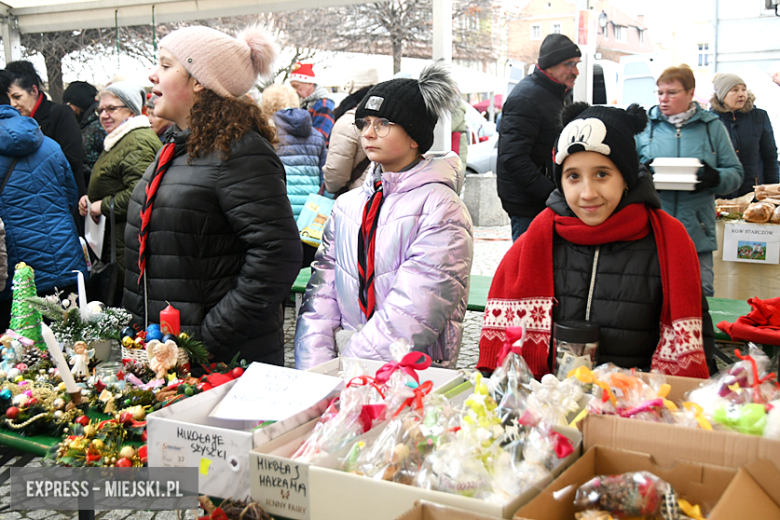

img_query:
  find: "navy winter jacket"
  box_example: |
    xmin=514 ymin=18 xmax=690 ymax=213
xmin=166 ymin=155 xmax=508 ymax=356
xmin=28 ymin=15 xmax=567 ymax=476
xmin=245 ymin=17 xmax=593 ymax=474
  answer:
xmin=0 ymin=105 xmax=87 ymax=299
xmin=273 ymin=108 xmax=327 ymax=219
xmin=710 ymin=93 xmax=779 ymax=197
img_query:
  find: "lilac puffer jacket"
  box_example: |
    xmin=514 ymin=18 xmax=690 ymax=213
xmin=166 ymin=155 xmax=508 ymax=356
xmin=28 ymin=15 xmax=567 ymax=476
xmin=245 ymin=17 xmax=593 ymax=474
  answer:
xmin=294 ymin=152 xmax=474 ymax=369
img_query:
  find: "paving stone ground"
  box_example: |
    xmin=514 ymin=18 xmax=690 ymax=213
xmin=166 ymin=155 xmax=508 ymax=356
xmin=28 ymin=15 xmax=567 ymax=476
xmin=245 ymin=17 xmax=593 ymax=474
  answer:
xmin=0 ymin=224 xmax=743 ymax=518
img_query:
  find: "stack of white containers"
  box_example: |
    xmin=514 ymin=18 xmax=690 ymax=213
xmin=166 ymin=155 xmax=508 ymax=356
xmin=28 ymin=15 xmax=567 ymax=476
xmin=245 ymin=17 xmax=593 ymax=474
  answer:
xmin=651 ymin=157 xmax=702 ymax=190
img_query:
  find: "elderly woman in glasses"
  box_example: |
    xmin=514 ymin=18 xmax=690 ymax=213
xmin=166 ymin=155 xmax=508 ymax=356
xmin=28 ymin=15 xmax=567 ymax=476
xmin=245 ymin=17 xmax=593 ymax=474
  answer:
xmin=78 ymin=81 xmax=161 ymax=305
xmin=636 ymin=64 xmax=743 ymax=297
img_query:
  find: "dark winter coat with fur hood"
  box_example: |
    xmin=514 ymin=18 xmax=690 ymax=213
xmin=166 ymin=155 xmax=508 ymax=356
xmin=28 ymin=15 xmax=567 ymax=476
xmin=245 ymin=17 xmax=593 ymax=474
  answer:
xmin=710 ymin=92 xmax=779 ymax=197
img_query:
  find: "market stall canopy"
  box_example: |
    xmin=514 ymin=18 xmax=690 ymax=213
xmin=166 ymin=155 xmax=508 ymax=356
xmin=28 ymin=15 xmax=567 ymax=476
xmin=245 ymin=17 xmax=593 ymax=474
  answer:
xmin=0 ymin=0 xmax=368 ymax=33
xmin=472 ymin=94 xmax=503 ymax=113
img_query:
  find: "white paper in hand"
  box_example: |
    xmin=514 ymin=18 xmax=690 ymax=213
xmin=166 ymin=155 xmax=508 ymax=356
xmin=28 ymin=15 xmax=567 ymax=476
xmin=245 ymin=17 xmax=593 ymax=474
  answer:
xmin=84 ymin=197 xmax=106 ymax=260
xmin=210 ymin=362 xmax=342 ymax=421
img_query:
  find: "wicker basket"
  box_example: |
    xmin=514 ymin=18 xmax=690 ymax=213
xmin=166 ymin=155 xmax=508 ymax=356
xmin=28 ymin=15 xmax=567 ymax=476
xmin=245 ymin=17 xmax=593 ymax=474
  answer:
xmin=121 ymin=345 xmax=190 ymax=367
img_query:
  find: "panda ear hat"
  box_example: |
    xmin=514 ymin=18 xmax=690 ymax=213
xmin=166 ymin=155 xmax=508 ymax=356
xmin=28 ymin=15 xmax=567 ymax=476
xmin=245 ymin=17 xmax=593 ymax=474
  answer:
xmin=553 ymin=103 xmax=648 ymax=190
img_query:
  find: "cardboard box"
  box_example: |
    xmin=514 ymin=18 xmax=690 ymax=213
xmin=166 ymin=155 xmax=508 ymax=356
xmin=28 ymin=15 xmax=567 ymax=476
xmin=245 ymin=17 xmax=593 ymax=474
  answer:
xmin=393 ymin=500 xmax=503 ymax=520
xmin=147 ymin=378 xmax=333 ymax=500
xmin=249 ymin=419 xmax=582 ymax=520
xmin=515 ymin=446 xmax=780 ymax=520
xmin=581 ymin=374 xmax=780 ymax=471
xmin=709 ymin=459 xmax=780 ymax=520
xmin=514 ymin=446 xmax=736 ymax=520
xmin=307 ymin=356 xmax=466 ymax=395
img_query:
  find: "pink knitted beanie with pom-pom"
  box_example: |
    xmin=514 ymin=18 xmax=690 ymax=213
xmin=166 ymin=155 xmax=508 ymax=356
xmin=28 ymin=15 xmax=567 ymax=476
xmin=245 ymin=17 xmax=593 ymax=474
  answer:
xmin=160 ymin=24 xmax=278 ymax=98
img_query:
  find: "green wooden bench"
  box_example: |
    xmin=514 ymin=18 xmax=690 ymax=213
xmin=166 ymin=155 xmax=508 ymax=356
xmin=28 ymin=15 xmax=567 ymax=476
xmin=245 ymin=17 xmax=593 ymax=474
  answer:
xmin=291 ymin=269 xmax=752 ymax=344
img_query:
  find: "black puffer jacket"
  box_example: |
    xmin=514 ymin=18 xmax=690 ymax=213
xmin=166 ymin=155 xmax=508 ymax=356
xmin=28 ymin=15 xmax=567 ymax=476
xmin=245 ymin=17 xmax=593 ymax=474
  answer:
xmin=547 ymin=172 xmax=716 ymax=373
xmin=710 ymin=93 xmax=779 ymax=197
xmin=123 ymin=128 xmax=303 ymax=365
xmin=497 ymin=68 xmax=570 ymax=218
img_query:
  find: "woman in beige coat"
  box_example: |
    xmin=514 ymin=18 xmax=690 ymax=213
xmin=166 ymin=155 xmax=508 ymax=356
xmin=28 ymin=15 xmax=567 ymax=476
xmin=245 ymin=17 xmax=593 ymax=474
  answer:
xmin=322 ymin=85 xmax=373 ymax=195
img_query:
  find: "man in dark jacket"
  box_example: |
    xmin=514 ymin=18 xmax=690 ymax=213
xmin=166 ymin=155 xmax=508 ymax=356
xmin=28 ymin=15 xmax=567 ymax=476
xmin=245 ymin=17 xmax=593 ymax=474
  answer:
xmin=497 ymin=34 xmax=581 ymax=240
xmin=63 ymin=81 xmax=106 ymax=187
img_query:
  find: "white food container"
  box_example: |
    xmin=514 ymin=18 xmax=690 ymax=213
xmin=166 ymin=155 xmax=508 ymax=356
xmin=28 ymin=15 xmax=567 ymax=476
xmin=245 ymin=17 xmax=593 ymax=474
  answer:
xmin=651 ymin=158 xmax=702 ymax=191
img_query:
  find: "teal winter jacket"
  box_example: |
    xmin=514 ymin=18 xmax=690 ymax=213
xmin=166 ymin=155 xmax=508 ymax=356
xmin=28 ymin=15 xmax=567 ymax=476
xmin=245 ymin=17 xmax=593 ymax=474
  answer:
xmin=635 ymin=103 xmax=743 ymax=253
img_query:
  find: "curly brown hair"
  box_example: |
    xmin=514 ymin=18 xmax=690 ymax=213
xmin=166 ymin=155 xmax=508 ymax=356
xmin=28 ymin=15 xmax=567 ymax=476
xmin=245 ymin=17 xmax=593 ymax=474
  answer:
xmin=188 ymin=89 xmax=277 ymax=160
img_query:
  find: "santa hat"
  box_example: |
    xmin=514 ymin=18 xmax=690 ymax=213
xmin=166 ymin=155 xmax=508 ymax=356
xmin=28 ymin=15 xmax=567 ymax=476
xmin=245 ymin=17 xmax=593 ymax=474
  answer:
xmin=289 ymin=62 xmax=316 ymax=84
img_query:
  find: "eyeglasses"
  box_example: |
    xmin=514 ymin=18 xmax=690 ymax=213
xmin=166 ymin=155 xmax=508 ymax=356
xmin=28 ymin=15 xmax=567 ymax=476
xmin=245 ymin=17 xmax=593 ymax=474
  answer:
xmin=655 ymin=89 xmax=684 ymax=99
xmin=96 ymin=105 xmax=127 ymax=116
xmin=354 ymin=117 xmax=396 ymax=137
xmin=560 ymin=60 xmax=580 ymax=69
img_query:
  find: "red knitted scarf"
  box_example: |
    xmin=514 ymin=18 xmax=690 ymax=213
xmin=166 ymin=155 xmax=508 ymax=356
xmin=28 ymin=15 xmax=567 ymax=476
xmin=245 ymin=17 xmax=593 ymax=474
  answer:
xmin=477 ymin=204 xmax=709 ymax=379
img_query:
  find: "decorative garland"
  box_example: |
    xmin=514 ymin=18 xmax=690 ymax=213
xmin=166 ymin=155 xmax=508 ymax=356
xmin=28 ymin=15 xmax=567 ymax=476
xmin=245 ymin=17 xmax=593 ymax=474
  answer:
xmin=24 ymin=296 xmax=131 ymax=345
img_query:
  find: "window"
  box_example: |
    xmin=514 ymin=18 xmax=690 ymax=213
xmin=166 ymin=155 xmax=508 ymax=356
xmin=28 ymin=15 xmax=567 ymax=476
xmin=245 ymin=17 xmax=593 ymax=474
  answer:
xmin=531 ymin=24 xmax=542 ymax=40
xmin=638 ymin=29 xmax=644 ymax=45
xmin=614 ymin=25 xmax=626 ymax=43
xmin=698 ymin=43 xmax=709 ymax=66
xmin=552 ymin=23 xmax=561 ymax=34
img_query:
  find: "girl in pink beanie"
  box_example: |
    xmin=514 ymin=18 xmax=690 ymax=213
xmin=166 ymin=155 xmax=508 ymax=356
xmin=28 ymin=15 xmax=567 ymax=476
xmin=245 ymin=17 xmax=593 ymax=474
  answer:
xmin=122 ymin=25 xmax=303 ymax=368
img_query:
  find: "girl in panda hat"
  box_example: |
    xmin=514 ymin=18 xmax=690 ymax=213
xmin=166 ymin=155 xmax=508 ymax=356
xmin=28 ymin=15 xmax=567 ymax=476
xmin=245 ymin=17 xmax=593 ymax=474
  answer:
xmin=478 ymin=103 xmax=715 ymax=379
xmin=295 ymin=61 xmax=474 ymax=369
xmin=122 ymin=25 xmax=303 ymax=366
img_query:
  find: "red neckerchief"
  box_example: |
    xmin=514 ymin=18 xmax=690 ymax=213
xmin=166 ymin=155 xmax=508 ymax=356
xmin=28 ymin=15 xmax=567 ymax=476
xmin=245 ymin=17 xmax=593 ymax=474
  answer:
xmin=478 ymin=204 xmax=709 ymax=378
xmin=138 ymin=143 xmax=176 ymax=283
xmin=357 ymin=175 xmax=384 ymax=318
xmin=29 ymin=93 xmax=44 ymax=118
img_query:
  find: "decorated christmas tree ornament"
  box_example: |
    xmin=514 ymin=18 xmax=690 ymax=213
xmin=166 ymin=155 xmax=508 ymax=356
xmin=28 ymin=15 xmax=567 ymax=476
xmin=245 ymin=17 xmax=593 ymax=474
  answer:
xmin=116 ymin=457 xmax=132 ymax=468
xmin=146 ymin=324 xmax=163 ymax=342
xmin=0 ymin=388 xmax=11 ymax=400
xmin=121 ymin=327 xmax=136 ymax=339
xmin=119 ymin=446 xmax=136 ymax=459
xmin=122 ymin=337 xmax=135 ymax=348
xmin=9 ymin=263 xmax=45 ymax=348
xmin=6 ymin=406 xmax=19 ymax=419
xmin=161 ymin=334 xmax=178 ymax=345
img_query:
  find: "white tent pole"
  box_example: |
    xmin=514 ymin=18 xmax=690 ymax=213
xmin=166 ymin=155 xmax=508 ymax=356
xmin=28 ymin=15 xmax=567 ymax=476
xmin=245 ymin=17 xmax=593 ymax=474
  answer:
xmin=431 ymin=0 xmax=452 ymax=153
xmin=1 ymin=16 xmax=21 ymax=64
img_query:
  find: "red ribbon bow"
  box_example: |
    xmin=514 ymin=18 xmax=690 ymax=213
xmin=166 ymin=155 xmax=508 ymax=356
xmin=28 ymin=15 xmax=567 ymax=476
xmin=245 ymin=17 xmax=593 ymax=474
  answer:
xmin=550 ymin=431 xmax=574 ymax=459
xmin=347 ymin=375 xmax=386 ymax=399
xmin=393 ymin=380 xmax=434 ymax=417
xmin=356 ymin=403 xmax=386 ymax=433
xmin=375 ymin=352 xmax=432 ymax=384
xmin=497 ymin=325 xmax=526 ymax=366
xmin=734 ymin=349 xmax=778 ymax=404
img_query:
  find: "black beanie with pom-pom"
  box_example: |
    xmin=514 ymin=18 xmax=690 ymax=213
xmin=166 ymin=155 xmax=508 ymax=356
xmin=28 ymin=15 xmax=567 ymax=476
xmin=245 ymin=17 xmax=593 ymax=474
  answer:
xmin=553 ymin=102 xmax=648 ymax=189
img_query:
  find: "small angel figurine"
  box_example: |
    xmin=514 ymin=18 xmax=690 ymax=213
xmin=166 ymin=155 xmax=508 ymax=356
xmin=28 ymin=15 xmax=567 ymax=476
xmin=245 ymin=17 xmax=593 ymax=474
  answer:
xmin=68 ymin=341 xmax=94 ymax=379
xmin=146 ymin=339 xmax=178 ymax=380
xmin=0 ymin=335 xmax=15 ymax=372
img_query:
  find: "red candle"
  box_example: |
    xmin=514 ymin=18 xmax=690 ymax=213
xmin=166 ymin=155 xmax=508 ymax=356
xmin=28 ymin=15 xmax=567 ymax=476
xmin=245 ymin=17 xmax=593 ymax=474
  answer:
xmin=160 ymin=302 xmax=181 ymax=336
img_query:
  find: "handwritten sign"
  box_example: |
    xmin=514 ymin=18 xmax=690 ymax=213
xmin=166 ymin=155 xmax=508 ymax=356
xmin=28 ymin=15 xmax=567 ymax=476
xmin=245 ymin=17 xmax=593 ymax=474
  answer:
xmin=723 ymin=222 xmax=780 ymax=264
xmin=211 ymin=362 xmax=341 ymax=421
xmin=252 ymin=454 xmax=310 ymax=520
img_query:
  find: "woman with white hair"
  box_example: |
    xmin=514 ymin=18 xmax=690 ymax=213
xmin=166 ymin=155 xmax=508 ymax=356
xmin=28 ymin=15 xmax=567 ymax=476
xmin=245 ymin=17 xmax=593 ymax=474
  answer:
xmin=79 ymin=81 xmax=161 ymax=305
